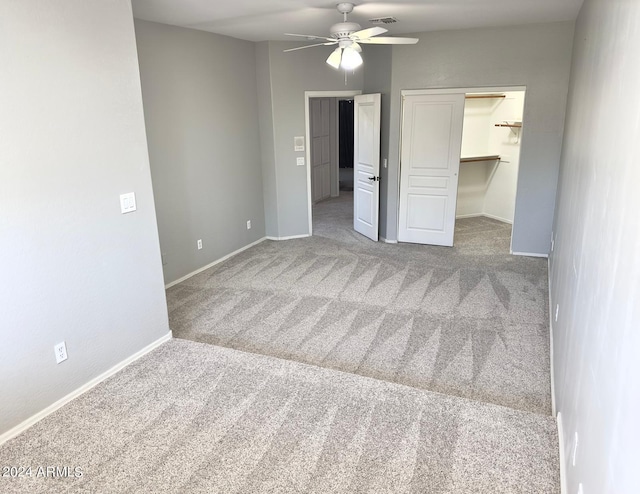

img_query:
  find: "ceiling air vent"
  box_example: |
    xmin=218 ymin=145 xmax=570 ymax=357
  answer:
xmin=369 ymin=17 xmax=398 ymax=24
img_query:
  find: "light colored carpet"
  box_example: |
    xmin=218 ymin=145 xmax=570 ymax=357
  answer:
xmin=169 ymin=194 xmax=551 ymax=415
xmin=0 ymin=339 xmax=559 ymax=494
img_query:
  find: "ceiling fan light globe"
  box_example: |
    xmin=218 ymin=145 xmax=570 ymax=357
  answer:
xmin=326 ymin=47 xmax=342 ymax=69
xmin=340 ymin=47 xmax=363 ymax=70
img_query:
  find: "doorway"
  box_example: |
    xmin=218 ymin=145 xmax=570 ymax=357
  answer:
xmin=309 ymin=97 xmax=356 ymax=203
xmin=304 ymin=90 xmax=361 ymax=237
xmin=397 ymin=86 xmax=526 ymax=253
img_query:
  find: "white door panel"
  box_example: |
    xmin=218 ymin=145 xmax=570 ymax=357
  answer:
xmin=398 ymin=93 xmax=465 ymax=246
xmin=353 ymin=94 xmax=381 ymax=241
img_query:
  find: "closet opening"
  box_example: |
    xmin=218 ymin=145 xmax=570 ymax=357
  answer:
xmin=456 ymin=90 xmax=526 ymax=253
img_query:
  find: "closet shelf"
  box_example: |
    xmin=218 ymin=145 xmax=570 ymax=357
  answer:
xmin=460 ymin=155 xmax=501 ymax=163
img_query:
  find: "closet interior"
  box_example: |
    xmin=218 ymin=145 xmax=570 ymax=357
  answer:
xmin=457 ymin=90 xmax=526 ymax=225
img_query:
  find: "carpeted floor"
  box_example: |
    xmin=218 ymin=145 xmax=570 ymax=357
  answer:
xmin=0 ymin=194 xmax=558 ymax=493
xmin=0 ymin=339 xmax=559 ymax=494
xmin=169 ymin=193 xmax=551 ymax=415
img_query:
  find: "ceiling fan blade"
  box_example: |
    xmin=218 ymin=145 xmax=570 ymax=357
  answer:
xmin=351 ymin=26 xmax=387 ymax=40
xmin=326 ymin=47 xmax=342 ymax=69
xmin=283 ymin=41 xmax=337 ymax=53
xmin=284 ymin=33 xmax=336 ymax=42
xmin=358 ymin=36 xmax=419 ymax=45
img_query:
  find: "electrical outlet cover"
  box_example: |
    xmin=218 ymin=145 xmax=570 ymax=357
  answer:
xmin=54 ymin=342 xmax=68 ymax=364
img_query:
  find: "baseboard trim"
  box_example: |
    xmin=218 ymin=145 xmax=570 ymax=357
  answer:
xmin=557 ymin=411 xmax=568 ymax=494
xmin=455 ymin=212 xmax=512 ymax=224
xmin=549 ymin=261 xmax=564 ymax=493
xmin=548 ymin=259 xmax=557 ymax=416
xmin=512 ymin=251 xmax=549 ymax=258
xmin=379 ymin=236 xmax=398 ymax=244
xmin=482 ymin=212 xmax=513 ymax=224
xmin=456 ymin=213 xmax=483 ymax=219
xmin=165 ymin=237 xmax=267 ymax=289
xmin=0 ymin=331 xmax=173 ymax=446
xmin=266 ymin=234 xmax=310 ymax=241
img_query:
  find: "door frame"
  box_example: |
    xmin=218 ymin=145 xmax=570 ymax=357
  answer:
xmin=305 ymin=90 xmax=361 ymax=236
xmin=398 ymin=85 xmax=527 ymax=249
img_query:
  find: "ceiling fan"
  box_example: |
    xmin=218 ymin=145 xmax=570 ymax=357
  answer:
xmin=284 ymin=2 xmax=418 ymax=70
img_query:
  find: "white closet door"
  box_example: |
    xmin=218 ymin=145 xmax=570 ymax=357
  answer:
xmin=398 ymin=93 xmax=465 ymax=246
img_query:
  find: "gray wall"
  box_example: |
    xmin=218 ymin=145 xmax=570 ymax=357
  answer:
xmin=135 ymin=20 xmax=265 ymax=284
xmin=255 ymin=42 xmax=279 ymax=236
xmin=550 ymin=0 xmax=640 ymax=491
xmin=257 ymin=42 xmax=364 ymax=238
xmin=386 ymin=22 xmax=575 ymax=253
xmin=0 ymin=0 xmax=170 ymax=436
xmin=363 ymin=46 xmax=393 ymax=239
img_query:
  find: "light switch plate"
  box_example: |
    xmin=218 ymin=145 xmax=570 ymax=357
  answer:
xmin=120 ymin=192 xmax=136 ymax=214
xmin=296 ymin=157 xmax=305 ymax=166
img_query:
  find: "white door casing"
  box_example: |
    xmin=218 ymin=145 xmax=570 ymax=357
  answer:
xmin=398 ymin=93 xmax=465 ymax=246
xmin=353 ymin=93 xmax=381 ymax=241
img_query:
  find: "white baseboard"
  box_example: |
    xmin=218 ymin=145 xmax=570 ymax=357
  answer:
xmin=0 ymin=331 xmax=173 ymax=446
xmin=549 ymin=261 xmax=564 ymax=493
xmin=165 ymin=237 xmax=267 ymax=289
xmin=456 ymin=212 xmax=512 ymax=224
xmin=482 ymin=212 xmax=513 ymax=224
xmin=456 ymin=213 xmax=483 ymax=219
xmin=557 ymin=411 xmax=567 ymax=494
xmin=266 ymin=234 xmax=310 ymax=241
xmin=379 ymin=236 xmax=398 ymax=244
xmin=548 ymin=259 xmax=557 ymax=416
xmin=512 ymin=251 xmax=549 ymax=258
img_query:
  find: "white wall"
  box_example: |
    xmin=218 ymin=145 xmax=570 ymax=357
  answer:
xmin=0 ymin=0 xmax=170 ymax=436
xmin=387 ymin=22 xmax=575 ymax=254
xmin=135 ymin=20 xmax=265 ymax=285
xmin=550 ymin=0 xmax=640 ymax=492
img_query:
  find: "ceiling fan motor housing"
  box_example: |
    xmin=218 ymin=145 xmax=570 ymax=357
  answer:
xmin=330 ymin=21 xmax=361 ymax=39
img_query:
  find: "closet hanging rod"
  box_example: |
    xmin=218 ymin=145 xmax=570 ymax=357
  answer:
xmin=495 ymin=123 xmax=522 ymax=128
xmin=465 ymin=94 xmax=506 ymax=99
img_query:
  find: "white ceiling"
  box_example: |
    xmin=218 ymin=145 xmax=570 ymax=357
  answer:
xmin=132 ymin=0 xmax=584 ymax=42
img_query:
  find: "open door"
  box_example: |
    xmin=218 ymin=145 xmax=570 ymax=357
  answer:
xmin=398 ymin=93 xmax=465 ymax=246
xmin=353 ymin=93 xmax=381 ymax=241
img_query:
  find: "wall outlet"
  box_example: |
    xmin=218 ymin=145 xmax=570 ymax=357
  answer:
xmin=197 ymin=239 xmax=203 ymax=250
xmin=161 ymin=252 xmax=168 ymax=266
xmin=551 ymin=233 xmax=555 ymax=252
xmin=555 ymin=304 xmax=559 ymax=322
xmin=246 ymin=220 xmax=251 ymax=230
xmin=54 ymin=342 xmax=68 ymax=364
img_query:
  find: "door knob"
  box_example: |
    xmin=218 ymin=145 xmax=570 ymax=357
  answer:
xmin=368 ymin=176 xmax=381 ymax=182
